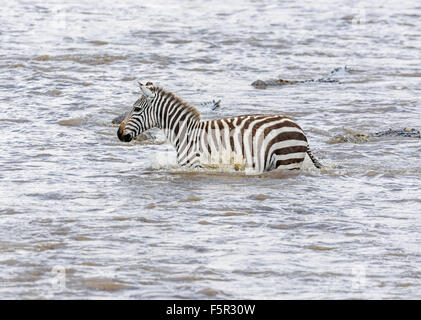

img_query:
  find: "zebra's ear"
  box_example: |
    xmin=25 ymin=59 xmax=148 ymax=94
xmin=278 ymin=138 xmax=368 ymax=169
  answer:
xmin=138 ymin=82 xmax=154 ymax=99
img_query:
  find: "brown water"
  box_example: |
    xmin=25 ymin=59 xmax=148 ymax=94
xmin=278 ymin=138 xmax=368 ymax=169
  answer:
xmin=0 ymin=0 xmax=420 ymax=299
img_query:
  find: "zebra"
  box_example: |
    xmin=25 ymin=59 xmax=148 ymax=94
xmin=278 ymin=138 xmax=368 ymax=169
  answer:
xmin=117 ymin=82 xmax=322 ymax=173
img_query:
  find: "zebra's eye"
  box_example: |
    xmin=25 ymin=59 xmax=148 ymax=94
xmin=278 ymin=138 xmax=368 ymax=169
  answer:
xmin=133 ymin=107 xmax=141 ymax=112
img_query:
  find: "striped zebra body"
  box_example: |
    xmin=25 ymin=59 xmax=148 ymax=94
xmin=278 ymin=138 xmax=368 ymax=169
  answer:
xmin=117 ymin=82 xmax=321 ymax=173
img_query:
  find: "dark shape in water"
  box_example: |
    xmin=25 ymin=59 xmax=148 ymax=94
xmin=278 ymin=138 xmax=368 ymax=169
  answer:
xmin=111 ymin=112 xmax=129 ymax=125
xmin=372 ymin=128 xmax=420 ymax=138
xmin=200 ymin=99 xmax=221 ymax=111
xmin=252 ymin=77 xmax=338 ymax=89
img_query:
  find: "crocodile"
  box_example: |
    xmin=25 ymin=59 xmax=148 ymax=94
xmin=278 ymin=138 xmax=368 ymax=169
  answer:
xmin=112 ymin=77 xmax=418 ymax=145
xmin=112 ymin=99 xmax=221 ymax=142
xmin=251 ymin=66 xmax=350 ymax=89
xmin=328 ymin=127 xmax=420 ymax=144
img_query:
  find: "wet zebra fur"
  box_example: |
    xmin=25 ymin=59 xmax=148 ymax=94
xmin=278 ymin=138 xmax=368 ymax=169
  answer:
xmin=117 ymin=82 xmax=322 ymax=173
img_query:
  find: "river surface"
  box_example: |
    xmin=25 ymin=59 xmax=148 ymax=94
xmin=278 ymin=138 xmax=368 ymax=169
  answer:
xmin=0 ymin=0 xmax=420 ymax=299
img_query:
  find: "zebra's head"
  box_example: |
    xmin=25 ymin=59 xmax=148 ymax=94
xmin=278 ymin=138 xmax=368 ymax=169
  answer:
xmin=117 ymin=82 xmax=157 ymax=142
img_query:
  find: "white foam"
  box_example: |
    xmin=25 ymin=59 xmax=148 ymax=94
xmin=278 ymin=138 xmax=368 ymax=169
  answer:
xmin=148 ymin=147 xmax=178 ymax=170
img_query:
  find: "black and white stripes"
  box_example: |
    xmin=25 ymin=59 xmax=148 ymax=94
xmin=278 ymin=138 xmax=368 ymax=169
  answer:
xmin=117 ymin=82 xmax=322 ymax=173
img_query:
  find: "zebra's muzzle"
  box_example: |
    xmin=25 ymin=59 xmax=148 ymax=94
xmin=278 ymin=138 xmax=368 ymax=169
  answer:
xmin=117 ymin=127 xmax=133 ymax=142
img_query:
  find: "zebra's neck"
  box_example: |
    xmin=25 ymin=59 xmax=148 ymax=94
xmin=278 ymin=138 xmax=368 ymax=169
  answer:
xmin=153 ymin=88 xmax=201 ymax=150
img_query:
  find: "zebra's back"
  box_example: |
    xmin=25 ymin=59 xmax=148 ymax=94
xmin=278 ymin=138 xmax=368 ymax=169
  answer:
xmin=196 ymin=114 xmax=309 ymax=173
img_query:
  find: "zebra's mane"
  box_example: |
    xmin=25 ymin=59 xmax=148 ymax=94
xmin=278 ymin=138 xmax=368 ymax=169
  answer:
xmin=155 ymin=87 xmax=201 ymax=121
